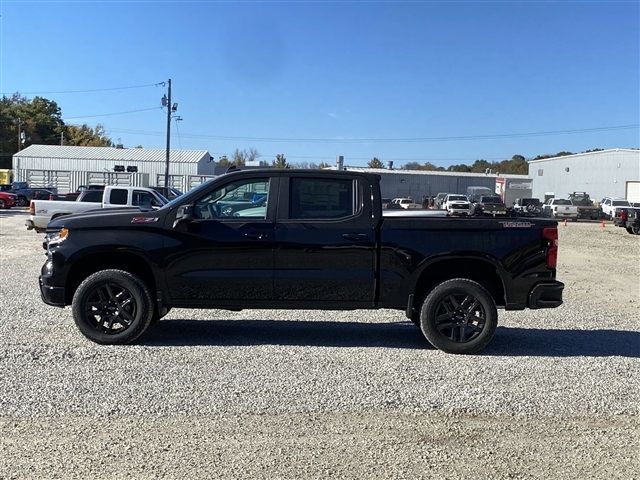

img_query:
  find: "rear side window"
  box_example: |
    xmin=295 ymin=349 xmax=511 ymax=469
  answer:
xmin=290 ymin=178 xmax=354 ymax=219
xmin=80 ymin=190 xmax=103 ymax=202
xmin=109 ymin=189 xmax=128 ymax=205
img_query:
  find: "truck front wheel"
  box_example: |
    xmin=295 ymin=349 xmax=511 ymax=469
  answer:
xmin=71 ymin=269 xmax=154 ymax=344
xmin=419 ymin=279 xmax=497 ymax=354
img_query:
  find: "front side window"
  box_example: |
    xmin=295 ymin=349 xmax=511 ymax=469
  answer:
xmin=109 ymin=189 xmax=128 ymax=205
xmin=290 ymin=178 xmax=354 ymax=219
xmin=133 ymin=190 xmax=163 ymax=208
xmin=193 ymin=178 xmax=269 ymax=220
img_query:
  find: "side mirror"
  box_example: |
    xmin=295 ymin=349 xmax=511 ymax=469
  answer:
xmin=173 ymin=204 xmax=194 ymax=228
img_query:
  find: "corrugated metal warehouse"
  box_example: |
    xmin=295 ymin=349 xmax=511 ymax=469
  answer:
xmin=339 ymin=166 xmax=533 ymax=203
xmin=528 ymin=149 xmax=640 ymax=202
xmin=12 ymin=145 xmax=213 ymax=193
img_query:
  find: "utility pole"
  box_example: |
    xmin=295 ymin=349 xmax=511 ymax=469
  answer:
xmin=17 ymin=118 xmax=24 ymax=152
xmin=61 ymin=130 xmax=64 ymax=146
xmin=163 ymin=79 xmax=172 ymax=189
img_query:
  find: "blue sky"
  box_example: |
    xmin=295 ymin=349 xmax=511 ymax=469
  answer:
xmin=1 ymin=1 xmax=638 ymax=167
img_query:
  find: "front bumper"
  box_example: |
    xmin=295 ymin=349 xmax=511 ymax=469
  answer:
xmin=553 ymin=211 xmax=577 ymax=218
xmin=39 ymin=276 xmax=66 ymax=307
xmin=448 ymin=209 xmax=470 ymax=216
xmin=528 ymin=281 xmax=564 ymax=309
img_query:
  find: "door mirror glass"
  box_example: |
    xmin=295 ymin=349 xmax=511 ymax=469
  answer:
xmin=173 ymin=204 xmax=194 ymax=227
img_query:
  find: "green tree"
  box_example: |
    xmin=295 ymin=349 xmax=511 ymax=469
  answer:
xmin=368 ymin=157 xmax=384 ymax=168
xmin=273 ymin=153 xmax=288 ymax=169
xmin=317 ymin=162 xmax=330 ymax=169
xmin=64 ymin=124 xmax=113 ymax=147
xmin=0 ymin=93 xmax=114 ymax=168
xmin=403 ymin=161 xmax=422 ymax=170
xmin=231 ymin=148 xmax=259 ymax=166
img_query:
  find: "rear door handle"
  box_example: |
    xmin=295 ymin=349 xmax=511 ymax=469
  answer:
xmin=244 ymin=232 xmax=269 ymax=240
xmin=342 ymin=233 xmax=369 ymax=241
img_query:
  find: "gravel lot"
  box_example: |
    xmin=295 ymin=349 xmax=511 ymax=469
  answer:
xmin=1 ymin=211 xmax=638 ymax=479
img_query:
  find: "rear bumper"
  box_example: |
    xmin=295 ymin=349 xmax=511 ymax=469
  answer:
xmin=39 ymin=276 xmax=66 ymax=307
xmin=528 ymin=281 xmax=564 ymax=309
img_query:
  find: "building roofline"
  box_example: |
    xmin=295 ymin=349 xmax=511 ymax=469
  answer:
xmin=335 ymin=166 xmax=531 ymax=179
xmin=527 ymin=148 xmax=640 ymax=164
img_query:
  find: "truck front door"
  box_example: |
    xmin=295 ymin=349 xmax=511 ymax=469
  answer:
xmin=273 ymin=174 xmax=376 ymax=306
xmin=166 ymin=176 xmax=277 ymax=304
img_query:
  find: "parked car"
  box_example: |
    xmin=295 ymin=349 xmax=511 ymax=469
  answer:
xmin=381 ymin=198 xmax=393 ymax=209
xmin=39 ymin=169 xmax=563 ymax=354
xmin=543 ymin=198 xmax=578 ymax=221
xmin=443 ymin=194 xmax=471 ymax=216
xmin=512 ymin=198 xmax=543 ymax=217
xmin=600 ymin=197 xmax=631 ymax=220
xmin=0 ymin=191 xmax=17 ymax=209
xmin=27 ymin=186 xmax=168 ymax=233
xmin=470 ymin=195 xmax=507 ymax=217
xmin=434 ymin=192 xmax=449 ymax=209
xmin=613 ymin=208 xmax=640 ymax=235
xmin=568 ymin=192 xmax=600 ymax=220
xmin=391 ymin=198 xmax=421 ymax=209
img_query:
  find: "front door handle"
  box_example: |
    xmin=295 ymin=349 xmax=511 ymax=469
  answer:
xmin=244 ymin=232 xmax=269 ymax=240
xmin=342 ymin=233 xmax=369 ymax=241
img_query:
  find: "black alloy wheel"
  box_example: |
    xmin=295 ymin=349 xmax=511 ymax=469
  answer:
xmin=632 ymin=225 xmax=640 ymax=235
xmin=432 ymin=293 xmax=486 ymax=343
xmin=17 ymin=196 xmax=27 ymax=207
xmin=84 ymin=282 xmax=137 ymax=335
xmin=420 ymin=278 xmax=498 ymax=354
xmin=72 ymin=269 xmax=154 ymax=344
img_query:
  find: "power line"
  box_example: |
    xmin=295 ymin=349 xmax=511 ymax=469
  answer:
xmin=63 ymin=107 xmax=161 ymax=120
xmin=102 ymin=124 xmax=639 ymax=144
xmin=1 ymin=82 xmax=162 ymax=96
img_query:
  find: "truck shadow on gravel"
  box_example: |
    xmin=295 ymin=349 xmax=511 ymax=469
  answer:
xmin=142 ymin=320 xmax=640 ymax=357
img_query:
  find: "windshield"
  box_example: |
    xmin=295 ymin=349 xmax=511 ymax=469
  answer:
xmin=162 ymin=179 xmax=214 ymax=209
xmin=613 ymin=200 xmax=630 ymax=207
xmin=554 ymin=199 xmax=572 ymax=205
xmin=522 ymin=199 xmax=541 ymax=206
xmin=448 ymin=195 xmax=467 ymax=201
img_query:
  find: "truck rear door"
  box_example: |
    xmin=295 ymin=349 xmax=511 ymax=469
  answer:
xmin=273 ymin=174 xmax=376 ymax=305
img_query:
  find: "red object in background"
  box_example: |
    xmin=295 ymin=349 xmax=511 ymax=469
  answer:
xmin=0 ymin=191 xmax=17 ymax=209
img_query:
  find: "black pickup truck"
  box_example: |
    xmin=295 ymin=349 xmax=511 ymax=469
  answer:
xmin=39 ymin=169 xmax=563 ymax=354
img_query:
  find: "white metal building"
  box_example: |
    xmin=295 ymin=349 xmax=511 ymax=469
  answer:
xmin=12 ymin=145 xmax=213 ymax=193
xmin=336 ymin=166 xmax=533 ymax=204
xmin=528 ymin=149 xmax=640 ymax=202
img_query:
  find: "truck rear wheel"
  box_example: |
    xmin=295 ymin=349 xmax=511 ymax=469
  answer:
xmin=71 ymin=269 xmax=154 ymax=344
xmin=419 ymin=279 xmax=497 ymax=354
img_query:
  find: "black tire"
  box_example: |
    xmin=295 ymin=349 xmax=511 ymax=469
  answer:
xmin=0 ymin=199 xmax=5 ymax=209
xmin=419 ymin=278 xmax=497 ymax=354
xmin=71 ymin=269 xmax=154 ymax=344
xmin=632 ymin=225 xmax=640 ymax=235
xmin=16 ymin=196 xmax=28 ymax=207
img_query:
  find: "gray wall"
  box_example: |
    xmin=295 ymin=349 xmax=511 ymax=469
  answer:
xmin=377 ymin=173 xmax=495 ymax=200
xmin=529 ymin=149 xmax=640 ymax=201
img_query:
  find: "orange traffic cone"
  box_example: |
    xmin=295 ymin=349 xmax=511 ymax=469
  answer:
xmin=564 ymin=219 xmax=567 ymax=227
xmin=600 ymin=220 xmax=605 ymax=231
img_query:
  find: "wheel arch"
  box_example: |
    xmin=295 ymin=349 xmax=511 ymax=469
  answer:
xmin=410 ymin=255 xmax=506 ymax=313
xmin=65 ymin=250 xmax=158 ymax=305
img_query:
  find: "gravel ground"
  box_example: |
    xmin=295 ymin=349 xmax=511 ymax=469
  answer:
xmin=0 ymin=211 xmax=638 ymax=479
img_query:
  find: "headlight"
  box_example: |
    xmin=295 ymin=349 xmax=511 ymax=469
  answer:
xmin=47 ymin=228 xmax=69 ymax=245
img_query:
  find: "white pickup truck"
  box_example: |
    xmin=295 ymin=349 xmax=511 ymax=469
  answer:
xmin=543 ymin=198 xmax=579 ymax=221
xmin=26 ymin=186 xmax=167 ymax=233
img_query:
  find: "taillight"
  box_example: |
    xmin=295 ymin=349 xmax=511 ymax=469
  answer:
xmin=620 ymin=209 xmax=628 ymax=222
xmin=29 ymin=201 xmax=35 ymax=215
xmin=542 ymin=227 xmax=558 ymax=269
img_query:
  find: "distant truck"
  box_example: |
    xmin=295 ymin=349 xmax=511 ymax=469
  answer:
xmin=27 ymin=186 xmax=167 ymax=233
xmin=543 ymin=198 xmax=578 ymax=221
xmin=568 ymin=192 xmax=600 ymax=220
